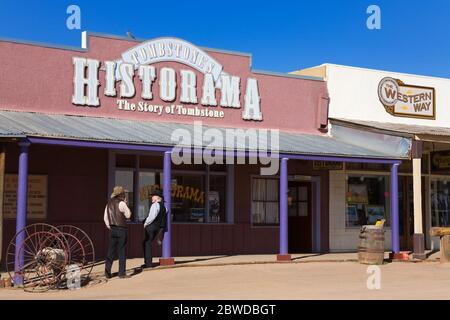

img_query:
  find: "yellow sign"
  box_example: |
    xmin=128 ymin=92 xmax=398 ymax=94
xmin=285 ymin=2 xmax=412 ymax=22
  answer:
xmin=3 ymin=175 xmax=48 ymax=219
xmin=140 ymin=183 xmax=204 ymax=205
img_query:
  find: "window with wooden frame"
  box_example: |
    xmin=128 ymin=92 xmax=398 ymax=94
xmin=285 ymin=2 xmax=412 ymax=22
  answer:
xmin=251 ymin=177 xmax=279 ymax=226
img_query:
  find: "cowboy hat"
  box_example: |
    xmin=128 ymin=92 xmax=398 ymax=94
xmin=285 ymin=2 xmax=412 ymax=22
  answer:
xmin=110 ymin=186 xmax=128 ymax=198
xmin=150 ymin=189 xmax=163 ymax=198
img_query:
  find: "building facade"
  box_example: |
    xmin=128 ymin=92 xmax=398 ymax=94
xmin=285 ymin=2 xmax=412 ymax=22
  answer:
xmin=0 ymin=34 xmax=410 ymax=269
xmin=295 ymin=64 xmax=450 ymax=258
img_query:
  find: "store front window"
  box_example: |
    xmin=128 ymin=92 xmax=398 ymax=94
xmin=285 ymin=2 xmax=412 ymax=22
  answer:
xmin=252 ymin=177 xmax=279 ymax=226
xmin=345 ymin=174 xmax=390 ymax=227
xmin=431 ymin=179 xmax=450 ymax=227
xmin=171 ymin=174 xmax=206 ymax=222
xmin=115 ymin=169 xmax=134 ymax=213
xmin=115 ymin=162 xmax=227 ymax=224
xmin=138 ymin=171 xmax=161 ymax=222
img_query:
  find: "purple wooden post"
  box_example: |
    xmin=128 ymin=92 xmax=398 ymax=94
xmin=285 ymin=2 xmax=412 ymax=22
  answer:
xmin=391 ymin=163 xmax=400 ymax=254
xmin=133 ymin=155 xmax=140 ymax=222
xmin=277 ymin=157 xmax=291 ymax=261
xmin=14 ymin=141 xmax=30 ymax=285
xmin=160 ymin=151 xmax=174 ymax=265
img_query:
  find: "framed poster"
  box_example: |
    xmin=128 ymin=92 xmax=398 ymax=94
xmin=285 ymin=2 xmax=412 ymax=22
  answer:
xmin=208 ymin=191 xmax=220 ymax=222
xmin=346 ymin=205 xmax=359 ymax=225
xmin=348 ymin=184 xmax=369 ymax=204
xmin=3 ymin=174 xmax=48 ymax=219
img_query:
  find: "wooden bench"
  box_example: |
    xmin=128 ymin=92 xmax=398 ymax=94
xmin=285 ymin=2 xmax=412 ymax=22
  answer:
xmin=430 ymin=227 xmax=450 ymax=263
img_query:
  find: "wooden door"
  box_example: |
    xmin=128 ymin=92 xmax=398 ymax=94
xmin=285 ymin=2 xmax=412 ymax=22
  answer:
xmin=399 ymin=176 xmax=419 ymax=251
xmin=288 ymin=181 xmax=312 ymax=252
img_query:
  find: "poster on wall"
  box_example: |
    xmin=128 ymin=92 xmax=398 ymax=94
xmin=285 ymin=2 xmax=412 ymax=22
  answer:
xmin=346 ymin=205 xmax=359 ymax=225
xmin=347 ymin=184 xmax=369 ymax=204
xmin=208 ymin=191 xmax=220 ymax=222
xmin=3 ymin=174 xmax=48 ymax=219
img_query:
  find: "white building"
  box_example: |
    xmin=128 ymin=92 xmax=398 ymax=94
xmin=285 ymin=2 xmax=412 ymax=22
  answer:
xmin=294 ymin=64 xmax=450 ymax=257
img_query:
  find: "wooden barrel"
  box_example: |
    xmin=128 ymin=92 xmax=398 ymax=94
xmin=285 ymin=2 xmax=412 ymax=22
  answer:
xmin=358 ymin=225 xmax=385 ymax=265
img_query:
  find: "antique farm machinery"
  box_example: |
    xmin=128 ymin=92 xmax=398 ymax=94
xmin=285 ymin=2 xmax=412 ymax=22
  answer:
xmin=5 ymin=223 xmax=95 ymax=292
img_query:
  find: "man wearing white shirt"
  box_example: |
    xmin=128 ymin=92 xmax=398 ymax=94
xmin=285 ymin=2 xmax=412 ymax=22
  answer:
xmin=104 ymin=186 xmax=132 ymax=279
xmin=143 ymin=189 xmax=167 ymax=269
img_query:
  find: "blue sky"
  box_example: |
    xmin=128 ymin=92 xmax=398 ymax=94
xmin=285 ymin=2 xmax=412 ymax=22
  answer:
xmin=1 ymin=0 xmax=449 ymax=77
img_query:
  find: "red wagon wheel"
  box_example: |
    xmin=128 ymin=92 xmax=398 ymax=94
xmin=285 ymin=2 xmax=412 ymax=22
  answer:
xmin=6 ymin=223 xmax=69 ymax=292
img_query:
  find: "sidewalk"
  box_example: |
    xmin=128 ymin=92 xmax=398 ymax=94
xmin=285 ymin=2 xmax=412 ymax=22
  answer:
xmin=1 ymin=251 xmax=442 ymax=280
xmin=87 ymin=250 xmax=442 ymax=275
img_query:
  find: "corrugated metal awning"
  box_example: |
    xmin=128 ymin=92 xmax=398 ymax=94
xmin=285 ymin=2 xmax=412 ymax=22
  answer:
xmin=331 ymin=118 xmax=450 ymax=138
xmin=0 ymin=110 xmax=410 ymax=159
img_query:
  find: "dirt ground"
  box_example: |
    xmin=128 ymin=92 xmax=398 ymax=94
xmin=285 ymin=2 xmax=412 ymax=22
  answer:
xmin=1 ymin=260 xmax=450 ymax=300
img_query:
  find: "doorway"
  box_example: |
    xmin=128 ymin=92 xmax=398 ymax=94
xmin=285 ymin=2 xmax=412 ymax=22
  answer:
xmin=398 ymin=176 xmax=426 ymax=251
xmin=288 ymin=181 xmax=312 ymax=252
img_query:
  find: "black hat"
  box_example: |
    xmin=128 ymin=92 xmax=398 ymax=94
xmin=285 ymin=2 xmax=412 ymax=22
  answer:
xmin=150 ymin=189 xmax=163 ymax=198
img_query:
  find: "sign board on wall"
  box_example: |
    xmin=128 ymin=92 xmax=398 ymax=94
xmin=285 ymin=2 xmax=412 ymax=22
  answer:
xmin=72 ymin=37 xmax=263 ymax=121
xmin=3 ymin=175 xmax=48 ymax=219
xmin=378 ymin=77 xmax=435 ymax=119
xmin=313 ymin=161 xmax=343 ymax=170
xmin=431 ymin=151 xmax=450 ymax=171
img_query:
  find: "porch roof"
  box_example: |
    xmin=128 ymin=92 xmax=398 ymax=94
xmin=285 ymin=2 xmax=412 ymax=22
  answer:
xmin=331 ymin=118 xmax=450 ymax=142
xmin=0 ymin=110 xmax=410 ymax=160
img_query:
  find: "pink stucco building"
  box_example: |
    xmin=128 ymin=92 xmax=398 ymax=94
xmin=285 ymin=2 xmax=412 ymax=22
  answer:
xmin=0 ymin=33 xmax=408 ymax=269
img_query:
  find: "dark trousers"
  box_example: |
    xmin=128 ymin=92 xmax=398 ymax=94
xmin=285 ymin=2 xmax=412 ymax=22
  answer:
xmin=143 ymin=225 xmax=161 ymax=268
xmin=105 ymin=226 xmax=128 ymax=276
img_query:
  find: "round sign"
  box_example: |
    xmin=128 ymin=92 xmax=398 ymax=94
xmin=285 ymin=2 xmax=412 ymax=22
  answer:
xmin=378 ymin=77 xmax=399 ymax=107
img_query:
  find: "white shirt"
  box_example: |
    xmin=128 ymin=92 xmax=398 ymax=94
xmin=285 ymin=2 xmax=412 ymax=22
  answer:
xmin=144 ymin=202 xmax=161 ymax=228
xmin=103 ymin=201 xmax=131 ymax=229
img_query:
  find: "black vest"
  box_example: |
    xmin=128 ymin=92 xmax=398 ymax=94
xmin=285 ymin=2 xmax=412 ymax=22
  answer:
xmin=149 ymin=202 xmax=167 ymax=230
